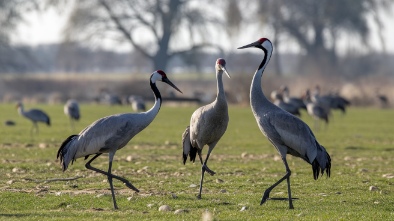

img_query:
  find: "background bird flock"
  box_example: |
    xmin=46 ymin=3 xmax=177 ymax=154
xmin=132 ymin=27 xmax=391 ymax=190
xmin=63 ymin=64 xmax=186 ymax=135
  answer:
xmin=1 ymin=40 xmax=393 ymax=219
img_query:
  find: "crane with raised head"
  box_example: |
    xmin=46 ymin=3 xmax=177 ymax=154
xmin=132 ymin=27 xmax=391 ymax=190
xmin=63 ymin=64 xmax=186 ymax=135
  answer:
xmin=238 ymin=38 xmax=331 ymax=209
xmin=64 ymin=99 xmax=80 ymax=130
xmin=16 ymin=102 xmax=50 ymax=135
xmin=182 ymin=58 xmax=230 ymax=199
xmin=57 ymin=70 xmax=182 ymax=210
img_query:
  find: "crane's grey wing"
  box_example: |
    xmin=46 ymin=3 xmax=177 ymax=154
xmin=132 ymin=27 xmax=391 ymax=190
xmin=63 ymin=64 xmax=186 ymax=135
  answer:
xmin=26 ymin=109 xmax=50 ymax=124
xmin=265 ymin=111 xmax=318 ymax=163
xmin=74 ymin=114 xmax=141 ymax=158
xmin=68 ymin=102 xmax=80 ymax=120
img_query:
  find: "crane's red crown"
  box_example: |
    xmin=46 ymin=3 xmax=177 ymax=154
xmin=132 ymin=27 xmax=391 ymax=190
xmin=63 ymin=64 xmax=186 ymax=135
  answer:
xmin=216 ymin=58 xmax=226 ymax=66
xmin=156 ymin=70 xmax=167 ymax=78
xmin=258 ymin=38 xmax=268 ymax=44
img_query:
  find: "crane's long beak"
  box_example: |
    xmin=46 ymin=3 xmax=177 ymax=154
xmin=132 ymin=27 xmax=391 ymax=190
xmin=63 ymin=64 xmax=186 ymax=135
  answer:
xmin=237 ymin=41 xmax=259 ymax=49
xmin=220 ymin=65 xmax=231 ymax=79
xmin=163 ymin=78 xmax=183 ymax=94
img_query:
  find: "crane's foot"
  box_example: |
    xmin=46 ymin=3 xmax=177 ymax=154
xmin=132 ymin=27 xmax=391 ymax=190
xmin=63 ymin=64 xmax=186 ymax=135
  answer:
xmin=203 ymin=165 xmax=215 ymax=176
xmin=124 ymin=182 xmax=139 ymax=192
xmin=197 ymin=194 xmax=202 ymax=199
xmin=260 ymin=189 xmax=271 ymax=205
xmin=289 ymin=202 xmax=294 ymax=210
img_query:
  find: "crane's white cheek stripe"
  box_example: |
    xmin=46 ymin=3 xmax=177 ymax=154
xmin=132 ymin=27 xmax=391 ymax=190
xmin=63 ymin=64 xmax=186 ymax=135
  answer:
xmin=151 ymin=73 xmax=162 ymax=83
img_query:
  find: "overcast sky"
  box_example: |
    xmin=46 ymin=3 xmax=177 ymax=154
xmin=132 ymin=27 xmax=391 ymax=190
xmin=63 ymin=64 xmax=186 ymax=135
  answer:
xmin=12 ymin=7 xmax=394 ymax=54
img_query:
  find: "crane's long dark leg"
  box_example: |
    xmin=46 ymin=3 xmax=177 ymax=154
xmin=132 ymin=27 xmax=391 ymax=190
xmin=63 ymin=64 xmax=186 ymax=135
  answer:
xmin=261 ymin=156 xmax=294 ymax=209
xmin=107 ymin=152 xmax=118 ymax=209
xmin=85 ymin=153 xmax=139 ymax=193
xmin=197 ymin=146 xmax=215 ymax=199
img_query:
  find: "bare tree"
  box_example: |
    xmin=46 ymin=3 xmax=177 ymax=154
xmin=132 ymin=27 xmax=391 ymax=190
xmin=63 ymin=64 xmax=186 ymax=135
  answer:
xmin=62 ymin=0 xmax=223 ymax=70
xmin=0 ymin=0 xmax=41 ymax=73
xmin=250 ymin=0 xmax=393 ymax=74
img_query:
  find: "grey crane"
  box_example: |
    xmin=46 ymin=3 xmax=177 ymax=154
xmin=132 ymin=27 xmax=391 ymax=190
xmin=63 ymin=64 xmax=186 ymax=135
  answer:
xmin=280 ymin=85 xmax=307 ymax=110
xmin=304 ymin=89 xmax=329 ymax=130
xmin=64 ymin=99 xmax=80 ymax=130
xmin=238 ymin=38 xmax=331 ymax=209
xmin=16 ymin=102 xmax=50 ymax=135
xmin=57 ymin=70 xmax=182 ymax=210
xmin=272 ymin=93 xmax=301 ymax=117
xmin=182 ymin=58 xmax=230 ymax=199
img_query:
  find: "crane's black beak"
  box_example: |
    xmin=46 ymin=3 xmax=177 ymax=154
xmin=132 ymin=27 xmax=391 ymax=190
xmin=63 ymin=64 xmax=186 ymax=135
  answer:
xmin=237 ymin=41 xmax=260 ymax=49
xmin=219 ymin=65 xmax=231 ymax=79
xmin=163 ymin=77 xmax=183 ymax=94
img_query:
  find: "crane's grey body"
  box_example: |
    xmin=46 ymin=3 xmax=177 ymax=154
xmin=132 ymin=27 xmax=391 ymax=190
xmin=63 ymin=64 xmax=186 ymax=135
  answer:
xmin=182 ymin=58 xmax=230 ymax=199
xmin=238 ymin=38 xmax=331 ymax=209
xmin=60 ymin=104 xmax=160 ymax=169
xmin=17 ymin=102 xmax=50 ymax=134
xmin=64 ymin=99 xmax=80 ymax=130
xmin=57 ymin=70 xmax=182 ymax=209
xmin=273 ymin=95 xmax=301 ymax=117
xmin=304 ymin=89 xmax=329 ymax=130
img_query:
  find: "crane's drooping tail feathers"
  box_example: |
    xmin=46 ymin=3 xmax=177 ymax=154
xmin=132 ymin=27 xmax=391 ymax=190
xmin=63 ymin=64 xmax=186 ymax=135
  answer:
xmin=182 ymin=126 xmax=197 ymax=164
xmin=312 ymin=143 xmax=331 ymax=180
xmin=57 ymin=134 xmax=79 ymax=171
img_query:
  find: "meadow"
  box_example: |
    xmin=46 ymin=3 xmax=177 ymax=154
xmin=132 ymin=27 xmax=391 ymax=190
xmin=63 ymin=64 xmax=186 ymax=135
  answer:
xmin=0 ymin=103 xmax=393 ymax=220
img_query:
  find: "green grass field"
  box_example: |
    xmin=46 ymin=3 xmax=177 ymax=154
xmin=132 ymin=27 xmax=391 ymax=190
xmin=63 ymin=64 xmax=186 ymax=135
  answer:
xmin=0 ymin=103 xmax=393 ymax=220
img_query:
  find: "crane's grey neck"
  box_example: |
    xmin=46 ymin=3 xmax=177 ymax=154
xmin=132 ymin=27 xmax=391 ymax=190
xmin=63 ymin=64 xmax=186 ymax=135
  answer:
xmin=250 ymin=47 xmax=273 ymax=110
xmin=215 ymin=70 xmax=226 ymax=104
xmin=17 ymin=104 xmax=24 ymax=115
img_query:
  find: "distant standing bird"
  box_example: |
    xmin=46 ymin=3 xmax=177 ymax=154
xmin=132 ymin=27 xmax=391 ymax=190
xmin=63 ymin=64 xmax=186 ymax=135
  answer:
xmin=238 ymin=38 xmax=331 ymax=209
xmin=182 ymin=58 xmax=231 ymax=199
xmin=64 ymin=99 xmax=80 ymax=130
xmin=16 ymin=102 xmax=50 ymax=135
xmin=128 ymin=95 xmax=146 ymax=112
xmin=304 ymin=89 xmax=329 ymax=130
xmin=272 ymin=93 xmax=301 ymax=117
xmin=57 ymin=70 xmax=182 ymax=209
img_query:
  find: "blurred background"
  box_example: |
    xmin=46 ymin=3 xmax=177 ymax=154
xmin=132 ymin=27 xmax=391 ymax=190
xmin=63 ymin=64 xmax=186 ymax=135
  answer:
xmin=0 ymin=0 xmax=393 ymax=107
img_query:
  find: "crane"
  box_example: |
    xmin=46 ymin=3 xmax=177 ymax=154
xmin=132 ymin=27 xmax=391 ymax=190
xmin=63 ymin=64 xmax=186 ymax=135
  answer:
xmin=16 ymin=102 xmax=50 ymax=135
xmin=64 ymin=99 xmax=80 ymax=130
xmin=182 ymin=58 xmax=230 ymax=199
xmin=238 ymin=38 xmax=331 ymax=209
xmin=304 ymin=89 xmax=329 ymax=130
xmin=271 ymin=92 xmax=301 ymax=117
xmin=280 ymin=85 xmax=307 ymax=110
xmin=57 ymin=70 xmax=182 ymax=210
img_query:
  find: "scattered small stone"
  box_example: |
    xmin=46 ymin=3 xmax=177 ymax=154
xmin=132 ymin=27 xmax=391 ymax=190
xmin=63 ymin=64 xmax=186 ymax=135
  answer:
xmin=158 ymin=205 xmax=171 ymax=212
xmin=127 ymin=197 xmax=133 ymax=201
xmin=219 ymin=189 xmax=227 ymax=193
xmin=102 ymin=179 xmax=107 ymax=183
xmin=374 ymin=201 xmax=379 ymax=204
xmin=216 ymin=178 xmax=224 ymax=183
xmin=369 ymin=186 xmax=378 ymax=191
xmin=55 ymin=192 xmax=62 ymax=196
xmin=12 ymin=168 xmax=19 ymax=173
xmin=241 ymin=152 xmax=248 ymax=158
xmin=171 ymin=193 xmax=178 ymax=199
xmin=202 ymin=210 xmax=213 ymax=221
xmin=174 ymin=209 xmax=188 ymax=214
xmin=147 ymin=203 xmax=154 ymax=208
xmin=318 ymin=193 xmax=328 ymax=196
xmin=6 ymin=180 xmax=14 ymax=185
xmin=189 ymin=184 xmax=197 ymax=188
xmin=382 ymin=173 xmax=394 ymax=179
xmin=240 ymin=206 xmax=247 ymax=211
xmin=296 ymin=212 xmax=304 ymax=217
xmin=126 ymin=155 xmax=133 ymax=162
xmin=359 ymin=168 xmax=368 ymax=173
xmin=96 ymin=194 xmax=104 ymax=198
xmin=38 ymin=143 xmax=47 ymax=149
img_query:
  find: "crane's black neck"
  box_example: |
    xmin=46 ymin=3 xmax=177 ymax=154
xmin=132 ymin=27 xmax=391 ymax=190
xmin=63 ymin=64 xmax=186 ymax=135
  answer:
xmin=150 ymin=81 xmax=162 ymax=107
xmin=258 ymin=46 xmax=269 ymax=71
